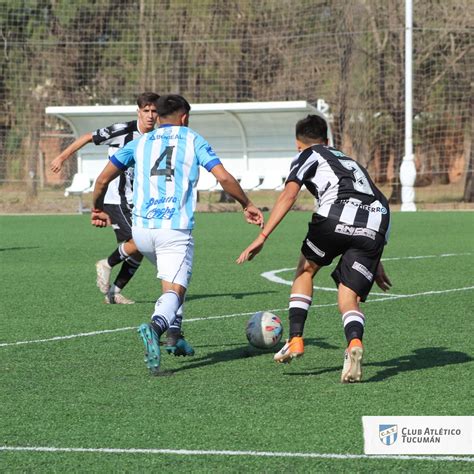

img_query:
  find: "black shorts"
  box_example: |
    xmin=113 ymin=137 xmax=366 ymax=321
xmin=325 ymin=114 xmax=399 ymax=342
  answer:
xmin=301 ymin=214 xmax=385 ymax=301
xmin=103 ymin=203 xmax=133 ymax=243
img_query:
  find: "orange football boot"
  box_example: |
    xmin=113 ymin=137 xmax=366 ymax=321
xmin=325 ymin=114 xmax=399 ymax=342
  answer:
xmin=274 ymin=336 xmax=304 ymax=363
xmin=341 ymin=338 xmax=364 ymax=383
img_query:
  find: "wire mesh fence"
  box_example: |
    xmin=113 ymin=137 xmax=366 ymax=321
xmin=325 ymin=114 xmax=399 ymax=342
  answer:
xmin=1 ymin=0 xmax=472 ymax=207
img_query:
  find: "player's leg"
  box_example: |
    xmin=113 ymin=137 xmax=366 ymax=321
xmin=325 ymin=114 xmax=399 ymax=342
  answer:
xmin=96 ymin=203 xmax=140 ymax=301
xmin=149 ymin=279 xmax=187 ymax=340
xmin=275 ymin=214 xmax=337 ymax=364
xmin=134 ymin=228 xmax=194 ymax=374
xmin=165 ymin=301 xmax=195 ymax=356
xmin=99 ymin=204 xmax=142 ymax=304
xmin=152 ymin=229 xmax=195 ymax=356
xmin=274 ymin=256 xmax=321 ymax=363
xmin=105 ymin=239 xmax=143 ymax=304
xmin=132 ymin=221 xmax=192 ymax=352
xmin=338 ymin=282 xmax=365 ymax=383
xmin=138 ymin=280 xmax=185 ymax=375
xmin=332 ymin=232 xmax=385 ymax=383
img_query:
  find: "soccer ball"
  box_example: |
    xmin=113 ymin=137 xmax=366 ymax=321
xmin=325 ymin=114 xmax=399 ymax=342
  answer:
xmin=246 ymin=311 xmax=283 ymax=349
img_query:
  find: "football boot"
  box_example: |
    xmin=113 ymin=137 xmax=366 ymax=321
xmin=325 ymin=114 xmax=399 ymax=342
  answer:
xmin=273 ymin=336 xmax=304 ymax=363
xmin=341 ymin=338 xmax=364 ymax=383
xmin=138 ymin=323 xmax=161 ymax=375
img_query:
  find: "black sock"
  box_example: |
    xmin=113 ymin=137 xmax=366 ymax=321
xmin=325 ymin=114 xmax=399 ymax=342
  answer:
xmin=342 ymin=310 xmax=365 ymax=344
xmin=107 ymin=248 xmax=123 ymax=267
xmin=288 ymin=293 xmax=312 ymax=338
xmin=289 ymin=307 xmax=308 ymax=338
xmin=344 ymin=321 xmax=364 ymax=344
xmin=113 ymin=259 xmax=140 ymax=290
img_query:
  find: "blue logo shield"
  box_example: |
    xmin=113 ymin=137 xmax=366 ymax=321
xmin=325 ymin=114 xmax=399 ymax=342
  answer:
xmin=379 ymin=424 xmax=398 ymax=446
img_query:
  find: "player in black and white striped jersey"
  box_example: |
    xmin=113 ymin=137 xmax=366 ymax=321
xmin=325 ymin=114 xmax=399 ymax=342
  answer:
xmin=51 ymin=92 xmax=159 ymax=305
xmin=237 ymin=114 xmax=392 ymax=383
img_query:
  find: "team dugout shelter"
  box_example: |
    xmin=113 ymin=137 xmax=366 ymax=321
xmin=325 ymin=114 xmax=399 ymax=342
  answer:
xmin=45 ymin=101 xmax=333 ymax=193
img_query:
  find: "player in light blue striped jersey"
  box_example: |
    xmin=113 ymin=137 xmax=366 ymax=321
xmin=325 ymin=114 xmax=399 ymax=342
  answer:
xmin=92 ymin=94 xmax=264 ymax=375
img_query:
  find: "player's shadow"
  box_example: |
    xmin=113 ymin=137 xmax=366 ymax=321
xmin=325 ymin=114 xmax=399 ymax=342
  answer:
xmin=365 ymin=347 xmax=473 ymax=383
xmin=285 ymin=347 xmax=473 ymax=382
xmin=0 ymin=246 xmax=40 ymax=252
xmin=171 ymin=337 xmax=337 ymax=373
xmin=185 ymin=290 xmax=279 ymax=302
xmin=134 ymin=290 xmax=278 ymax=304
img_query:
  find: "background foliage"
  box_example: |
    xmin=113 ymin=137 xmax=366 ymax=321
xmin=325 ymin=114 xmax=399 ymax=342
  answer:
xmin=0 ymin=0 xmax=472 ymax=202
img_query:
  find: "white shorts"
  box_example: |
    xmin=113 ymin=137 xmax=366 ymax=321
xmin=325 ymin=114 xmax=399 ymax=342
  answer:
xmin=132 ymin=227 xmax=194 ymax=288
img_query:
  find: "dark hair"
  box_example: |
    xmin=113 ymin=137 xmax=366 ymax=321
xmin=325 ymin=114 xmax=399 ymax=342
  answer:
xmin=156 ymin=94 xmax=191 ymax=117
xmin=295 ymin=114 xmax=328 ymax=142
xmin=136 ymin=92 xmax=160 ymax=109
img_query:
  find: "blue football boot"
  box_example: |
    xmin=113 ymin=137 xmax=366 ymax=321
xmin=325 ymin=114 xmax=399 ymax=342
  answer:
xmin=165 ymin=330 xmax=195 ymax=357
xmin=138 ymin=323 xmax=161 ymax=375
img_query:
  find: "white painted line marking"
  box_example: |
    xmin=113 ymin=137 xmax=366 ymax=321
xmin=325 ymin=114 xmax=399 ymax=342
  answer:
xmin=382 ymin=252 xmax=472 ymax=262
xmin=1 ymin=252 xmax=472 ymax=348
xmin=261 ymin=253 xmax=473 ymax=296
xmin=1 ymin=285 xmax=473 ymax=349
xmin=261 ymin=268 xmax=402 ymax=297
xmin=0 ymin=446 xmax=472 ymax=462
xmin=0 ymin=327 xmax=136 ymax=348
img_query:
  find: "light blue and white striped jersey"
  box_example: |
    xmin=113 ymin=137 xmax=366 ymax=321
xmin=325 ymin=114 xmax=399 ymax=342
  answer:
xmin=110 ymin=124 xmax=221 ymax=229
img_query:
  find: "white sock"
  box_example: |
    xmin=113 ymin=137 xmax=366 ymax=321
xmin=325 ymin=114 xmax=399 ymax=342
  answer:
xmin=169 ymin=305 xmax=184 ymax=332
xmin=109 ymin=284 xmax=120 ymax=294
xmin=151 ymin=291 xmax=181 ymax=335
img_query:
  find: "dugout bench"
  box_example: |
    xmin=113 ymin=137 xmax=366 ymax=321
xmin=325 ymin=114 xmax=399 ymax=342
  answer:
xmin=46 ymin=101 xmax=333 ymax=211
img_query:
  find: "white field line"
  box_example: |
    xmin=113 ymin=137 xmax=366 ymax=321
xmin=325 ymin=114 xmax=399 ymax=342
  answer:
xmin=0 ymin=327 xmax=136 ymax=348
xmin=382 ymin=252 xmax=472 ymax=262
xmin=261 ymin=252 xmax=473 ymax=297
xmin=0 ymin=445 xmax=472 ymax=463
xmin=0 ymin=285 xmax=473 ymax=349
xmin=261 ymin=268 xmax=401 ymax=297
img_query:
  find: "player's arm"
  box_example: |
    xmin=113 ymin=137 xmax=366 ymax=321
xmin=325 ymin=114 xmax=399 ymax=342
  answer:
xmin=91 ymin=161 xmax=122 ymax=228
xmin=211 ymin=164 xmax=263 ymax=227
xmin=50 ymin=133 xmax=93 ymax=173
xmin=91 ymin=140 xmax=136 ymax=227
xmin=375 ymin=261 xmax=392 ymax=291
xmin=195 ymin=134 xmax=263 ymax=225
xmin=236 ymin=181 xmax=300 ymax=264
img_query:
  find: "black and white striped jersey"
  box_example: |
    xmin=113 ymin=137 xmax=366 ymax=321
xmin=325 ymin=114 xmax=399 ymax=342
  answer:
xmin=286 ymin=144 xmax=390 ymax=236
xmin=92 ymin=120 xmax=142 ymax=206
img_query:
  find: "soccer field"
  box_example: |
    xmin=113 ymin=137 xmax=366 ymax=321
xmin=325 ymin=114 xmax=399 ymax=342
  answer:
xmin=1 ymin=211 xmax=473 ymax=472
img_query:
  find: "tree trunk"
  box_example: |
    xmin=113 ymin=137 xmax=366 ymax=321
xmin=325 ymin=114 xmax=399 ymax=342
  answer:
xmin=463 ymin=137 xmax=474 ymax=202
xmin=25 ymin=132 xmax=39 ymax=198
xmin=377 ymin=142 xmax=390 ymax=184
xmin=462 ymin=94 xmax=474 ymax=202
xmin=139 ymin=0 xmax=147 ymax=91
xmin=389 ymin=120 xmax=404 ymax=204
xmin=237 ymin=37 xmax=252 ymax=101
xmin=334 ymin=13 xmax=354 ymax=149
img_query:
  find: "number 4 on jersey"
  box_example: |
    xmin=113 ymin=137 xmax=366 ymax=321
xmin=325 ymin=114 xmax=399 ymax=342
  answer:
xmin=150 ymin=146 xmax=175 ymax=181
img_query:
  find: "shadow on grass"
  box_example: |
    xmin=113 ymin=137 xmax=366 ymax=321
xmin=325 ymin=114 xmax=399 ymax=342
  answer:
xmin=0 ymin=246 xmax=40 ymax=252
xmin=284 ymin=346 xmax=473 ymax=382
xmin=172 ymin=337 xmax=337 ymax=372
xmin=365 ymin=347 xmax=473 ymax=382
xmin=134 ymin=290 xmax=278 ymax=304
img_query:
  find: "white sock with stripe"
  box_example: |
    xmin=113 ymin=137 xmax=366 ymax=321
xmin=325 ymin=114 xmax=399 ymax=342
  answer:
xmin=151 ymin=291 xmax=182 ymax=336
xmin=342 ymin=310 xmax=365 ymax=344
xmin=288 ymin=293 xmax=312 ymax=337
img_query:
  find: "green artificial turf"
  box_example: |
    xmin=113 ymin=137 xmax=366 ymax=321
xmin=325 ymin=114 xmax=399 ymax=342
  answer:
xmin=0 ymin=211 xmax=473 ymax=472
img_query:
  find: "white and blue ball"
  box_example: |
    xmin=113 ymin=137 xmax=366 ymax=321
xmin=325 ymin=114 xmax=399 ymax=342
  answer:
xmin=246 ymin=311 xmax=283 ymax=349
